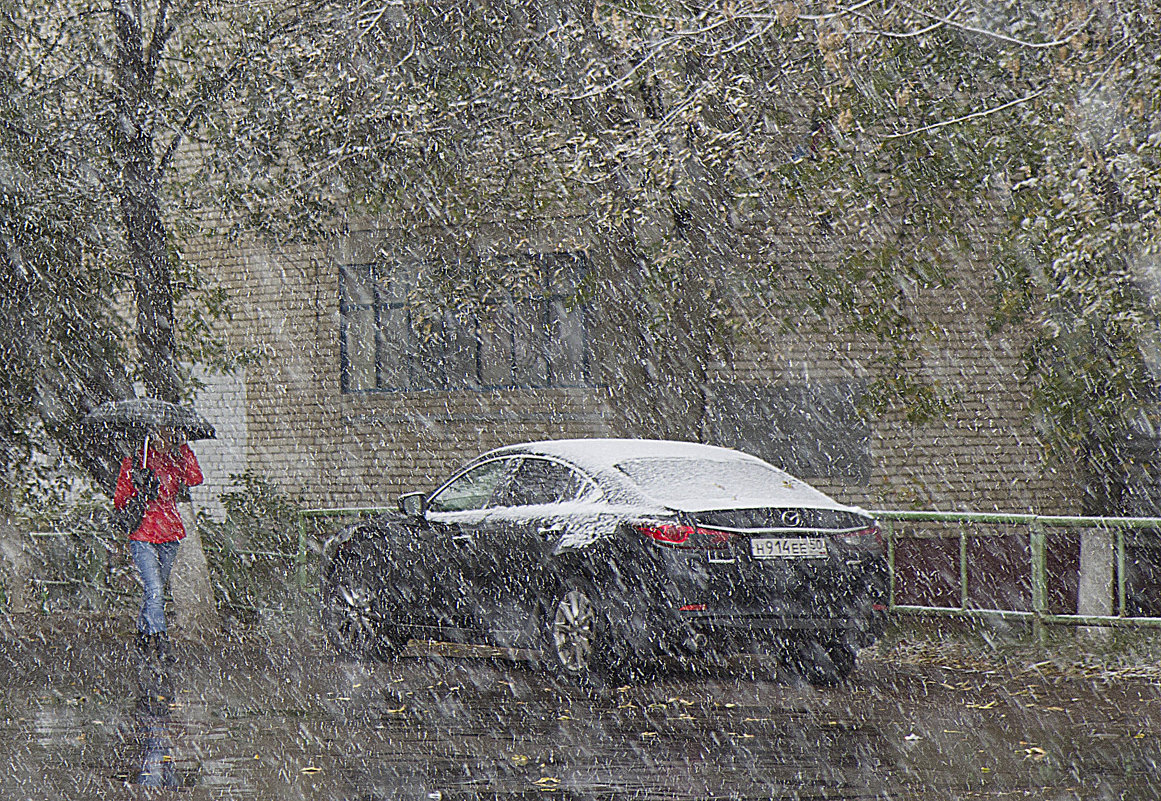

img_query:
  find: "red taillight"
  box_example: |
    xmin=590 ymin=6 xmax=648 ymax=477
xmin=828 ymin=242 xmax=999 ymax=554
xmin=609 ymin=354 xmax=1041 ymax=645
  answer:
xmin=637 ymin=523 xmax=692 ymax=546
xmin=635 ymin=522 xmax=734 ymax=549
xmin=679 ymin=604 xmax=706 ymax=612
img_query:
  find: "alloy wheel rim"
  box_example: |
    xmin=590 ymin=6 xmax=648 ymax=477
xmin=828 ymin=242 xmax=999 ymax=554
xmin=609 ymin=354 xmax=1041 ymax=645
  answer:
xmin=552 ymin=589 xmax=595 ymax=674
xmin=334 ymin=580 xmax=377 ymax=645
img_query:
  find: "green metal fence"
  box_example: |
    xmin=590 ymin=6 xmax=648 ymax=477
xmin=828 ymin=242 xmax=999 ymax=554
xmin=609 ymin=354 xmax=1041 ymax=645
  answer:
xmin=17 ymin=507 xmax=1161 ymax=645
xmin=17 ymin=528 xmax=136 ymax=612
xmin=878 ymin=510 xmax=1161 ymax=643
xmin=295 ymin=507 xmax=1161 ymax=643
xmin=293 ymin=506 xmax=393 ymax=590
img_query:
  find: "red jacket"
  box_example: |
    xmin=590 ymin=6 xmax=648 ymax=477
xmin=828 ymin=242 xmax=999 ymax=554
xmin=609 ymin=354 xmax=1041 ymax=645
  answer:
xmin=114 ymin=443 xmax=204 ymax=543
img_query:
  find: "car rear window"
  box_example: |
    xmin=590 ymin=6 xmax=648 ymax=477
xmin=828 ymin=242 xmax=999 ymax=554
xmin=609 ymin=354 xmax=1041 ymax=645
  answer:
xmin=615 ymin=457 xmax=792 ymax=505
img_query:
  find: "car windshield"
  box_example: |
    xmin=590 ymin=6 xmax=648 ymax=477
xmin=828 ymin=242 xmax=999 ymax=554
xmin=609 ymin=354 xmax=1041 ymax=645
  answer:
xmin=614 ymin=457 xmax=794 ymax=505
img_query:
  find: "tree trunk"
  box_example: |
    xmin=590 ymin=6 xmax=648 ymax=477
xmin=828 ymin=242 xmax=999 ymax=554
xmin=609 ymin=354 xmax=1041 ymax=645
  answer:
xmin=122 ymin=167 xmax=181 ymax=404
xmin=172 ymin=502 xmax=218 ymax=637
xmin=0 ymin=464 xmax=31 ymax=616
xmin=114 ymin=2 xmax=180 ymax=404
xmin=1076 ymin=444 xmax=1125 ymax=641
xmin=113 ymin=1 xmax=217 ymax=633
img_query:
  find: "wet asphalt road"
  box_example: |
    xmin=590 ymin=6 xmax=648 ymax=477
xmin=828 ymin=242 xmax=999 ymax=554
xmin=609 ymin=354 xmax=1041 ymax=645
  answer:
xmin=1 ymin=621 xmax=1160 ymax=800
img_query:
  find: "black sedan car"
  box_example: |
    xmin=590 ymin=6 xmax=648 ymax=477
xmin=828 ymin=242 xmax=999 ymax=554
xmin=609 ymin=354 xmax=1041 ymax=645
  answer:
xmin=320 ymin=439 xmax=886 ymax=685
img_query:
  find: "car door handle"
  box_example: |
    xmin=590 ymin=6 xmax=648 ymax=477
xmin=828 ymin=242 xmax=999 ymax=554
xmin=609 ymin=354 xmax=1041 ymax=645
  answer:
xmin=452 ymin=533 xmax=475 ymax=543
xmin=537 ymin=524 xmax=566 ymax=539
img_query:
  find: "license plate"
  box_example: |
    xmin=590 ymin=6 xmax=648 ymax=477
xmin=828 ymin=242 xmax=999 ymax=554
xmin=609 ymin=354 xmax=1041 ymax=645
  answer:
xmin=750 ymin=537 xmax=828 ymax=559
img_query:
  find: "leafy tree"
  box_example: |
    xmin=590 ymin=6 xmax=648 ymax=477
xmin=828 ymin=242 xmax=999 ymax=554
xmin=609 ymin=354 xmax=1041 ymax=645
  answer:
xmin=0 ymin=0 xmax=302 ymax=616
xmin=0 ymin=0 xmax=303 ymax=494
xmin=9 ymin=0 xmax=1147 ymax=521
xmin=200 ymin=2 xmax=839 ymax=437
xmin=204 ymin=0 xmax=1161 ymax=513
xmin=0 ymin=3 xmax=130 ymax=514
xmin=773 ymin=0 xmax=1161 ymax=513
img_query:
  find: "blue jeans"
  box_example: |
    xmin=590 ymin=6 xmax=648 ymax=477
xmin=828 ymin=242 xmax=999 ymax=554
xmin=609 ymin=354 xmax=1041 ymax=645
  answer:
xmin=131 ymin=540 xmax=181 ymax=635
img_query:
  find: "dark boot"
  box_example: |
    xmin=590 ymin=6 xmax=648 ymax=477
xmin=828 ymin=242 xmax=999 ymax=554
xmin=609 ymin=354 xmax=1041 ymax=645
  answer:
xmin=155 ymin=632 xmax=177 ymax=665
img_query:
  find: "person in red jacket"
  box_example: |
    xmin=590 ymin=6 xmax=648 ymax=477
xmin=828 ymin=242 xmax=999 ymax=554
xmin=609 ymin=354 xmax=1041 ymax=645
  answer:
xmin=114 ymin=426 xmax=203 ymax=660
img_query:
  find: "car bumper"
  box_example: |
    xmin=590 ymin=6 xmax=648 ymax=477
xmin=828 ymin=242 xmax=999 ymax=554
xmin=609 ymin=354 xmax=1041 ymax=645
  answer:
xmin=612 ymin=601 xmax=885 ymax=656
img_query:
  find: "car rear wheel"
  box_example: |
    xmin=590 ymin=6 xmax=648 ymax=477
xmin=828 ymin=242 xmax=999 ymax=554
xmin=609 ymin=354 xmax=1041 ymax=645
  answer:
xmin=322 ymin=556 xmax=406 ymax=660
xmin=542 ymin=583 xmax=627 ymax=688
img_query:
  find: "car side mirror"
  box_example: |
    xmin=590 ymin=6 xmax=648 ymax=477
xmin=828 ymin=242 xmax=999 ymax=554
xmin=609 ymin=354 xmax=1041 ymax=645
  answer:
xmin=398 ymin=492 xmax=427 ymax=518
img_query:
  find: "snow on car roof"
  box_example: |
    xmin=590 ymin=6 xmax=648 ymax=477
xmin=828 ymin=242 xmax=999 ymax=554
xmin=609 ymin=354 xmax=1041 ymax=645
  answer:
xmin=493 ymin=438 xmax=766 ymax=470
xmin=483 ymin=439 xmax=856 ymax=513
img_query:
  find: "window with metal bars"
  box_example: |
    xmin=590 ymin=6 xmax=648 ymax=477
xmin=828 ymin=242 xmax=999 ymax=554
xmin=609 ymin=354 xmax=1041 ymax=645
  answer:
xmin=339 ymin=252 xmax=590 ymax=393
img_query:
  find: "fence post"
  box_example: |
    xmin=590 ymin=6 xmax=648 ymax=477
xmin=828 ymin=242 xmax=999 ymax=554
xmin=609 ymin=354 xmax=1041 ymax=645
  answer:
xmin=295 ymin=511 xmax=308 ymax=593
xmin=1116 ymin=528 xmax=1127 ymax=618
xmin=1078 ymin=524 xmax=1114 ymax=639
xmin=884 ymin=520 xmax=896 ymax=611
xmin=959 ymin=526 xmax=969 ymax=610
xmin=1029 ymin=518 xmax=1047 ymax=646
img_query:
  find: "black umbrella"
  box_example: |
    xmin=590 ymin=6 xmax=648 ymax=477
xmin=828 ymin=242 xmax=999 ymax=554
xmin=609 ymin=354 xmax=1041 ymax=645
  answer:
xmin=82 ymin=398 xmax=217 ymax=442
xmin=79 ymin=399 xmax=215 ymax=496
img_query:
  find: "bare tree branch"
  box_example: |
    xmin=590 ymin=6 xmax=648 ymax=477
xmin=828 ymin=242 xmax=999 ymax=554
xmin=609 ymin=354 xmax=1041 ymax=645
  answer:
xmin=898 ymin=1 xmax=1095 ymax=49
xmin=881 ymin=89 xmax=1045 ymax=139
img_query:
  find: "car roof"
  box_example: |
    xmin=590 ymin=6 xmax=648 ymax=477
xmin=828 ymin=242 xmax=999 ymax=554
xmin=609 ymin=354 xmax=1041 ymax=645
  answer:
xmin=475 ymin=438 xmax=859 ymax=513
xmin=482 ymin=438 xmax=767 ymax=473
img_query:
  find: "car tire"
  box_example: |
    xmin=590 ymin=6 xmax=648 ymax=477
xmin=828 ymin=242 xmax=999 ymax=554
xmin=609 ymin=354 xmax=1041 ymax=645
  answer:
xmin=791 ymin=636 xmax=856 ymax=687
xmin=321 ymin=555 xmax=407 ymax=660
xmin=541 ymin=582 xmax=627 ymax=689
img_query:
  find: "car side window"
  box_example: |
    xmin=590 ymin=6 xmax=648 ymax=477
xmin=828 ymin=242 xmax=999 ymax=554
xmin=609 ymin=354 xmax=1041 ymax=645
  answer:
xmin=428 ymin=459 xmax=512 ymax=513
xmin=493 ymin=457 xmax=588 ymax=507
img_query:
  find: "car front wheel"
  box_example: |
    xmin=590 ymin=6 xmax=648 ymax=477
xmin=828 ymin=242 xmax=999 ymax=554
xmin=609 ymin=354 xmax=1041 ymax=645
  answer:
xmin=322 ymin=556 xmax=406 ymax=660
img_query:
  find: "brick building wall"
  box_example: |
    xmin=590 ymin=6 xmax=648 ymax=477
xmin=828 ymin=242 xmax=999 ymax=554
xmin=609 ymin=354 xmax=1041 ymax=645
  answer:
xmin=188 ymin=365 xmax=248 ymax=519
xmin=187 ymin=214 xmax=1079 ymax=518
